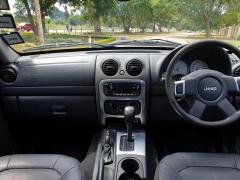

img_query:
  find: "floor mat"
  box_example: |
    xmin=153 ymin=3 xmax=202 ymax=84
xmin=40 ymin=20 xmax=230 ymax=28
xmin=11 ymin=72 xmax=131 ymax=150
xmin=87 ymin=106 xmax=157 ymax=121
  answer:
xmin=12 ymin=121 xmax=98 ymax=162
xmin=150 ymin=124 xmax=239 ymax=161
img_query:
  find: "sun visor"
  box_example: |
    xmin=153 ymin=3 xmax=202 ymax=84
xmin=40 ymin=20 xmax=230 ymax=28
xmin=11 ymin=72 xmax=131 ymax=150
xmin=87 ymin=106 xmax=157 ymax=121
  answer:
xmin=1 ymin=32 xmax=24 ymax=45
xmin=0 ymin=0 xmax=10 ymax=10
xmin=0 ymin=14 xmax=16 ymax=28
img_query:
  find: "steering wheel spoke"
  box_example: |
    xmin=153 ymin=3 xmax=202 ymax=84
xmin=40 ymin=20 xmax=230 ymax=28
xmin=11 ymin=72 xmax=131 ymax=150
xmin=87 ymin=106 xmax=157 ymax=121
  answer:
xmin=217 ymin=98 xmax=237 ymax=116
xmin=174 ymin=79 xmax=195 ymax=98
xmin=233 ymin=77 xmax=240 ymax=94
xmin=221 ymin=76 xmax=240 ymax=94
xmin=189 ymin=100 xmax=206 ymax=119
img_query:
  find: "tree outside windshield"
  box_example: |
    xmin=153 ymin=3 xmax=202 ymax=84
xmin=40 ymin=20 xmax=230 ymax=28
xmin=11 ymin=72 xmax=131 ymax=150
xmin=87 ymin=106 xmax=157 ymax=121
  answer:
xmin=1 ymin=0 xmax=240 ymax=52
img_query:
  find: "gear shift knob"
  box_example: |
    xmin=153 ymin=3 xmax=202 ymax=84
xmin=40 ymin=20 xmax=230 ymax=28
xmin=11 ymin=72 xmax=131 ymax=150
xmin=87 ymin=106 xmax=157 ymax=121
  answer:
xmin=124 ymin=106 xmax=135 ymax=142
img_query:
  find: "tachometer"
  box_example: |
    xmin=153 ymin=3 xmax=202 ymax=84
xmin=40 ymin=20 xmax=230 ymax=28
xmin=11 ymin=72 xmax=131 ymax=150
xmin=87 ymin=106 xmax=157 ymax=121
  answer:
xmin=172 ymin=61 xmax=188 ymax=79
xmin=172 ymin=61 xmax=189 ymax=81
xmin=190 ymin=60 xmax=208 ymax=72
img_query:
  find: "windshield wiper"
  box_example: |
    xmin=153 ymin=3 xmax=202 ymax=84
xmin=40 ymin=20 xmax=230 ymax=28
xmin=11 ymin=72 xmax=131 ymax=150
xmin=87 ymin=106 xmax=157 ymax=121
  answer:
xmin=23 ymin=42 xmax=115 ymax=52
xmin=111 ymin=39 xmax=182 ymax=47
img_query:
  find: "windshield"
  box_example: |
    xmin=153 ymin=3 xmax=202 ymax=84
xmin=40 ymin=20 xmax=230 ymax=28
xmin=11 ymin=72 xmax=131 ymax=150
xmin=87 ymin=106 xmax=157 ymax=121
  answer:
xmin=1 ymin=0 xmax=240 ymax=53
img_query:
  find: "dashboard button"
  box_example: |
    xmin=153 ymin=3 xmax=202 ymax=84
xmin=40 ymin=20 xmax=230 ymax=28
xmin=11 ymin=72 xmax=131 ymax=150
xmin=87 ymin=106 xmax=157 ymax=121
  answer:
xmin=176 ymin=83 xmax=184 ymax=94
xmin=119 ymin=70 xmax=125 ymax=75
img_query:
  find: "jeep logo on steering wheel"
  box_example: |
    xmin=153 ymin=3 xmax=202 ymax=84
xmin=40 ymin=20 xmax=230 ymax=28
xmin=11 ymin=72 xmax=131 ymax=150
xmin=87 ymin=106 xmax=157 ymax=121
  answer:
xmin=204 ymin=86 xmax=217 ymax=91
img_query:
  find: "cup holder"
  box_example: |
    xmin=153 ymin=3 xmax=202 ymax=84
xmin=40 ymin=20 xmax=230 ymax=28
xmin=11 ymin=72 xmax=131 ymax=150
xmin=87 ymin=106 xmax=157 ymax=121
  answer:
xmin=118 ymin=158 xmax=143 ymax=180
xmin=119 ymin=173 xmax=141 ymax=180
xmin=121 ymin=159 xmax=139 ymax=174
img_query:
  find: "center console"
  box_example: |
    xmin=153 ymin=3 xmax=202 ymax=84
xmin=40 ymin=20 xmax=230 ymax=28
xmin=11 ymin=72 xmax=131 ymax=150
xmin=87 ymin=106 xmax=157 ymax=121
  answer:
xmin=94 ymin=54 xmax=150 ymax=180
xmin=92 ymin=129 xmax=147 ymax=180
xmin=115 ymin=131 xmax=147 ymax=180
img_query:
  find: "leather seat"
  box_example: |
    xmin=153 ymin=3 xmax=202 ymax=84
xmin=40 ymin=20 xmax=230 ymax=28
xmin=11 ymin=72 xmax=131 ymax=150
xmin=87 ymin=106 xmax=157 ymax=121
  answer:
xmin=0 ymin=154 xmax=84 ymax=180
xmin=154 ymin=153 xmax=240 ymax=180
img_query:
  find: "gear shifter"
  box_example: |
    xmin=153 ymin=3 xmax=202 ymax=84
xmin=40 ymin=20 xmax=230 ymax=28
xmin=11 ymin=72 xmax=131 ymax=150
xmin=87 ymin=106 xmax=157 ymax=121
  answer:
xmin=124 ymin=106 xmax=135 ymax=142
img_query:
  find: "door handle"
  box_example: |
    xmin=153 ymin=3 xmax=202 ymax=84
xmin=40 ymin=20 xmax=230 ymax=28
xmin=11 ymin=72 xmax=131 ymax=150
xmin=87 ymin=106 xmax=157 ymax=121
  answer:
xmin=50 ymin=105 xmax=67 ymax=115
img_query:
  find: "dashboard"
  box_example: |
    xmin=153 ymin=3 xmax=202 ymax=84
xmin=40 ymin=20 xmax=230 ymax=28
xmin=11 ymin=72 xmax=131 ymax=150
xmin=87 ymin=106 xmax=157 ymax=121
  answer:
xmin=0 ymin=46 xmax=239 ymax=125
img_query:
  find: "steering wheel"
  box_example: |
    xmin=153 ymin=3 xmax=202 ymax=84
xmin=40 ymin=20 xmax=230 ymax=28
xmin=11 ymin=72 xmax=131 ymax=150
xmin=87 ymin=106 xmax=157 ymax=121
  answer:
xmin=165 ymin=40 xmax=240 ymax=127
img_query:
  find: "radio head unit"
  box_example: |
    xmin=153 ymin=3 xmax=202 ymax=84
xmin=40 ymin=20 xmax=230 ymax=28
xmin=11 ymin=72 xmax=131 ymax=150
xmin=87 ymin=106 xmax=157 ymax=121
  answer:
xmin=103 ymin=82 xmax=141 ymax=97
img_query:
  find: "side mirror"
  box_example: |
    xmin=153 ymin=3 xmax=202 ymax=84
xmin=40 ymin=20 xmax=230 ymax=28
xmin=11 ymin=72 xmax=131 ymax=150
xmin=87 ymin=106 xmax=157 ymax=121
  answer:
xmin=0 ymin=0 xmax=10 ymax=10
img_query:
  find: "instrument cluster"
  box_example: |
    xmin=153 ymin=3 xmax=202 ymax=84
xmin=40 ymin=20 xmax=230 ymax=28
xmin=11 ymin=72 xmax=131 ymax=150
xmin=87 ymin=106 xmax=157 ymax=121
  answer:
xmin=172 ymin=59 xmax=209 ymax=80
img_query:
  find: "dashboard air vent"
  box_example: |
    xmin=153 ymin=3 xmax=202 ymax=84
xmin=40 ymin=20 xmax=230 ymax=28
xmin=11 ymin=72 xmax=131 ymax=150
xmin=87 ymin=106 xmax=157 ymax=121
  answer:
xmin=0 ymin=67 xmax=17 ymax=84
xmin=235 ymin=67 xmax=240 ymax=77
xmin=126 ymin=59 xmax=143 ymax=76
xmin=102 ymin=59 xmax=118 ymax=76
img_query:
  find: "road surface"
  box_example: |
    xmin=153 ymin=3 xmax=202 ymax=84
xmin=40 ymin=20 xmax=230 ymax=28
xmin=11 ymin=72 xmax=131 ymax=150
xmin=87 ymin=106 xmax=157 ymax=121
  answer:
xmin=133 ymin=32 xmax=199 ymax=44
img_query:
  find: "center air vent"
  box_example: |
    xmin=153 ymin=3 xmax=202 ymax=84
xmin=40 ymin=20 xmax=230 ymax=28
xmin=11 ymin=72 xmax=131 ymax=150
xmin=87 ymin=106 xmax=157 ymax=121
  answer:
xmin=235 ymin=66 xmax=240 ymax=77
xmin=126 ymin=59 xmax=143 ymax=76
xmin=0 ymin=67 xmax=17 ymax=84
xmin=102 ymin=59 xmax=118 ymax=76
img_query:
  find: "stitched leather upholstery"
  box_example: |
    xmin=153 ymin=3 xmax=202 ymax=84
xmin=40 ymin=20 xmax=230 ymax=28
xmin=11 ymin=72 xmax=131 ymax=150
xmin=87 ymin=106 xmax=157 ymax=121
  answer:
xmin=0 ymin=154 xmax=84 ymax=180
xmin=154 ymin=153 xmax=240 ymax=180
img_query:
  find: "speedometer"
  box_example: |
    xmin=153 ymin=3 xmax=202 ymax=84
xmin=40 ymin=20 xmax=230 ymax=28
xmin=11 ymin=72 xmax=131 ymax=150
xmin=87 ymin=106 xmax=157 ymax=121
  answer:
xmin=190 ymin=60 xmax=208 ymax=72
xmin=172 ymin=61 xmax=188 ymax=77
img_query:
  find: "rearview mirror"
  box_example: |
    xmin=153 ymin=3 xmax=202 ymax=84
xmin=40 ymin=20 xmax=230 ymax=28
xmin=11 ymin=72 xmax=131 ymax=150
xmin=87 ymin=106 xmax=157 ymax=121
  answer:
xmin=0 ymin=0 xmax=10 ymax=10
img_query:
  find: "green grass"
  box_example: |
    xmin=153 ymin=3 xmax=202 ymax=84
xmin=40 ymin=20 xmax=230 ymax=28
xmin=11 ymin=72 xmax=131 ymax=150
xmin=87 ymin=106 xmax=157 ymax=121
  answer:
xmin=231 ymin=41 xmax=240 ymax=47
xmin=19 ymin=32 xmax=115 ymax=44
xmin=20 ymin=32 xmax=85 ymax=44
xmin=95 ymin=37 xmax=116 ymax=44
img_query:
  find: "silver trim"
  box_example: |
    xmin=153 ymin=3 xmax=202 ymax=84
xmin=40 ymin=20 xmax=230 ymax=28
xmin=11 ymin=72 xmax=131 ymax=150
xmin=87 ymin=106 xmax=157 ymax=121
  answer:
xmin=98 ymin=79 xmax=146 ymax=124
xmin=174 ymin=80 xmax=185 ymax=97
xmin=234 ymin=77 xmax=240 ymax=92
xmin=116 ymin=131 xmax=146 ymax=156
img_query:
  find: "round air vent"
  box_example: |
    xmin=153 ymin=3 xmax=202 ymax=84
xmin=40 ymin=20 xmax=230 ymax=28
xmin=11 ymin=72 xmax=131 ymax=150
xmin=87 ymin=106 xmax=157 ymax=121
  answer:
xmin=0 ymin=67 xmax=17 ymax=84
xmin=235 ymin=66 xmax=240 ymax=77
xmin=102 ymin=59 xmax=118 ymax=76
xmin=126 ymin=59 xmax=143 ymax=76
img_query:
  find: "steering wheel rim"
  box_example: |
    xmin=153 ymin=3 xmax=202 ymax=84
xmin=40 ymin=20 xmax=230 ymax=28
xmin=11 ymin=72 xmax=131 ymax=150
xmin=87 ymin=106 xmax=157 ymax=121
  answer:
xmin=165 ymin=40 xmax=240 ymax=127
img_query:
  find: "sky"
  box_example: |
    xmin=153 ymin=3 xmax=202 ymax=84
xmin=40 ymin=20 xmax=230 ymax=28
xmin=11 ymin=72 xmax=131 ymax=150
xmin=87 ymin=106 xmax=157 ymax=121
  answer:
xmin=8 ymin=0 xmax=66 ymax=14
xmin=8 ymin=0 xmax=15 ymax=13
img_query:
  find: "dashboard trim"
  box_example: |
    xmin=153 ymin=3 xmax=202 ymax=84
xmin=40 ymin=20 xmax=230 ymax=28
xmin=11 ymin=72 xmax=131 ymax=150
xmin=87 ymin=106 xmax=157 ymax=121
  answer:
xmin=98 ymin=79 xmax=146 ymax=125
